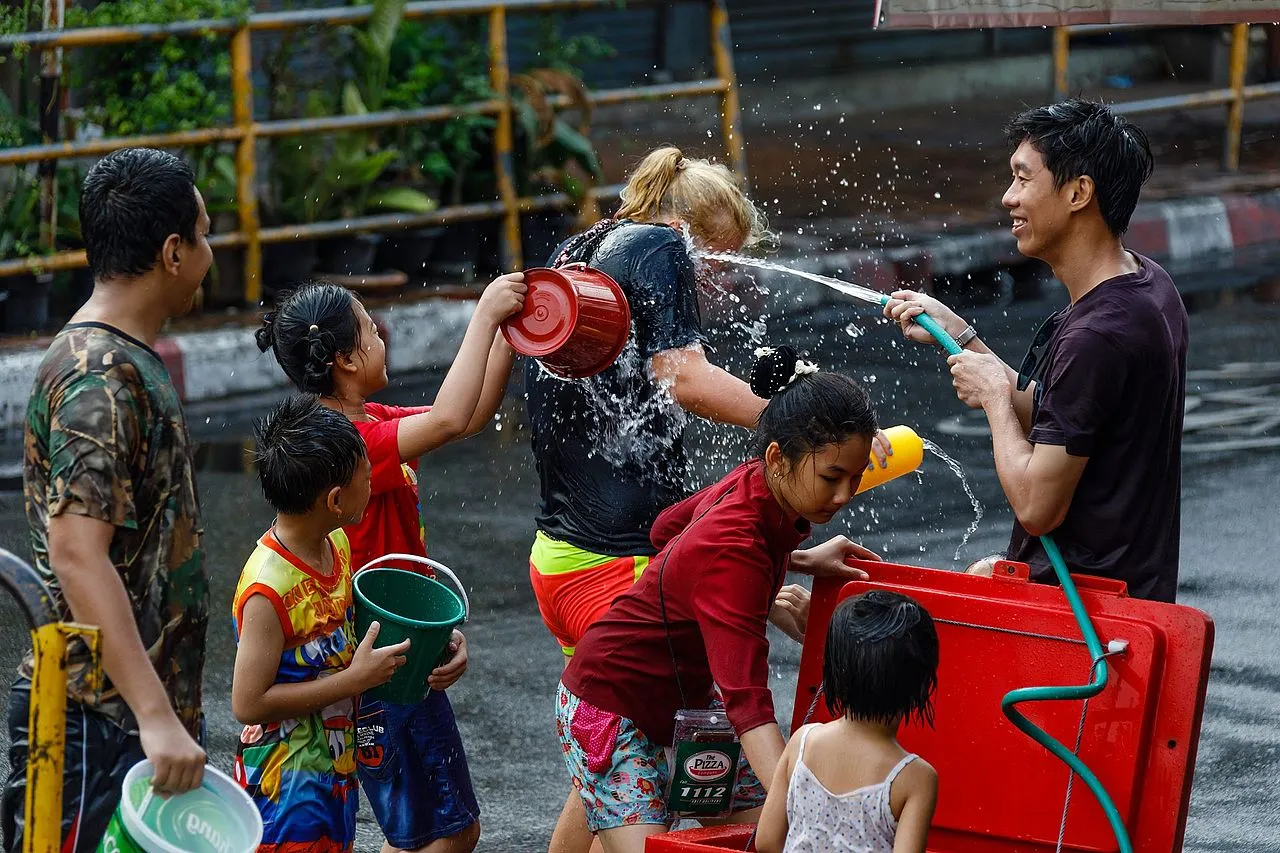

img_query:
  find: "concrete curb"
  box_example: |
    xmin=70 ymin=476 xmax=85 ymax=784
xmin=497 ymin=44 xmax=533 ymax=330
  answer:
xmin=0 ymin=298 xmax=479 ymax=435
xmin=0 ymin=188 xmax=1276 ymax=432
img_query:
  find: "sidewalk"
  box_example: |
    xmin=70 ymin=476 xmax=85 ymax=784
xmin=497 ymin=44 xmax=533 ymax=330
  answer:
xmin=1 ymin=78 xmax=1277 ymax=432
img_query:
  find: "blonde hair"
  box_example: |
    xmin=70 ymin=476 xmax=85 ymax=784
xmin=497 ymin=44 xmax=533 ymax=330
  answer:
xmin=615 ymin=147 xmax=771 ymax=250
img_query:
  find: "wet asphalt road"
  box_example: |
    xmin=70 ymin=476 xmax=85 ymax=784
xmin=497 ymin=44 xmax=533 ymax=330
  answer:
xmin=0 ymin=287 xmax=1277 ymax=851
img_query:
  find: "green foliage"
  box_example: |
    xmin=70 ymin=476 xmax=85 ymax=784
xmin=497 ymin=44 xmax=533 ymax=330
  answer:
xmin=527 ymin=16 xmax=616 ymax=75
xmin=382 ymin=18 xmax=495 ymax=201
xmin=0 ymin=169 xmax=40 ymax=261
xmin=0 ymin=1 xmax=37 ymax=62
xmin=67 ymin=0 xmax=248 ymax=215
xmin=262 ymin=0 xmax=435 ymax=225
xmin=511 ymin=69 xmax=602 ymax=205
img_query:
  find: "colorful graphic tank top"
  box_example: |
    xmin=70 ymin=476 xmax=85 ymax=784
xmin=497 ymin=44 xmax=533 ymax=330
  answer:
xmin=232 ymin=529 xmax=357 ymax=848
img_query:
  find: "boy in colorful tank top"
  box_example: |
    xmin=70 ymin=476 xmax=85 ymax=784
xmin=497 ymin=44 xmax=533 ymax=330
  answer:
xmin=232 ymin=396 xmax=410 ymax=852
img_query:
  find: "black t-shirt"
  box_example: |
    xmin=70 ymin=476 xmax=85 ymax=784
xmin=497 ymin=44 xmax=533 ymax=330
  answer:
xmin=526 ymin=222 xmax=705 ymax=556
xmin=1007 ymin=254 xmax=1188 ymax=602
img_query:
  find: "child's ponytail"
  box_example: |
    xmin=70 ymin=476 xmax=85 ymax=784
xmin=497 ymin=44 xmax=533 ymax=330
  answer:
xmin=257 ymin=283 xmax=360 ymax=395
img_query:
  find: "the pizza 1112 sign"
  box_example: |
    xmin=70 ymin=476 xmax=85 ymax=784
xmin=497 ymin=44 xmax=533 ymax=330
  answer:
xmin=874 ymin=0 xmax=1280 ymax=29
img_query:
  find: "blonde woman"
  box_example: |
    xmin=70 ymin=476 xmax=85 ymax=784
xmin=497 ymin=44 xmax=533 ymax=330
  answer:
xmin=525 ymin=148 xmax=884 ymax=852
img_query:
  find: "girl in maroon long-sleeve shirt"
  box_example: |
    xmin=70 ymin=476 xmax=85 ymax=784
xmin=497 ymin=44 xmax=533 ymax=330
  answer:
xmin=556 ymin=346 xmax=882 ymax=852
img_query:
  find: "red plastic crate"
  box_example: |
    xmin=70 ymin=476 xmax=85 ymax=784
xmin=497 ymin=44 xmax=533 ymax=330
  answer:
xmin=647 ymin=560 xmax=1214 ymax=853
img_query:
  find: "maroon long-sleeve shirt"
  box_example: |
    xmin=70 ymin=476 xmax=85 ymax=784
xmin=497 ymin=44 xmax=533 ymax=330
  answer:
xmin=561 ymin=461 xmax=811 ymax=746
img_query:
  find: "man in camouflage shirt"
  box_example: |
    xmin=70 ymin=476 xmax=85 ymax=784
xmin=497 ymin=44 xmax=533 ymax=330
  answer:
xmin=2 ymin=149 xmax=213 ymax=852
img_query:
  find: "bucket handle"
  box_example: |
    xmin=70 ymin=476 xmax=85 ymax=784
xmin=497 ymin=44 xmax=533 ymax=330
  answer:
xmin=357 ymin=554 xmax=470 ymax=623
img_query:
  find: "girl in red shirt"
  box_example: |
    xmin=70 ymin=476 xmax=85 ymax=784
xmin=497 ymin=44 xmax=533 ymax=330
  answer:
xmin=256 ymin=274 xmax=524 ymax=853
xmin=557 ymin=345 xmax=882 ymax=851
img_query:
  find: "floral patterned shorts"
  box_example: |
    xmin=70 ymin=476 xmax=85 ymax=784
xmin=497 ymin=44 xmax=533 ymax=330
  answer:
xmin=554 ymin=682 xmax=766 ymax=832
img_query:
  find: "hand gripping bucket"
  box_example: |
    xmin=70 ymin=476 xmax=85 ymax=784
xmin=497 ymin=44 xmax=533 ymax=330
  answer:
xmin=353 ymin=554 xmax=470 ymax=704
xmin=501 ymin=263 xmax=631 ymax=379
xmin=98 ymin=761 xmax=262 ymax=853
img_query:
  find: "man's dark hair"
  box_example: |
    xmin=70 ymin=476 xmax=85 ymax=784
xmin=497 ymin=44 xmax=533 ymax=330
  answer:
xmin=1005 ymin=99 xmax=1154 ymax=237
xmin=253 ymin=395 xmax=366 ymax=515
xmin=80 ymin=148 xmax=200 ymax=280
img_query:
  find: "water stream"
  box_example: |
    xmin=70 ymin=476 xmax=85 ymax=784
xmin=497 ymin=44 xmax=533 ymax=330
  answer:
xmin=922 ymin=438 xmax=985 ymax=562
xmin=700 ymin=250 xmax=986 ymax=564
xmin=699 ymin=251 xmax=889 ymax=306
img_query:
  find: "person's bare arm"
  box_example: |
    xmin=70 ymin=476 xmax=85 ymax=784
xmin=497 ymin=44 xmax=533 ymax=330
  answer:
xmin=48 ymin=514 xmax=206 ymax=794
xmin=232 ymin=599 xmax=408 ymax=725
xmin=891 ymin=760 xmax=939 ymax=853
xmin=949 ymin=351 xmax=1087 ymax=536
xmin=983 ymin=398 xmax=1087 ymax=535
xmin=649 ymin=344 xmax=766 ymax=429
xmin=396 ymin=274 xmax=526 ymax=459
xmin=460 ymin=336 xmax=515 ymax=438
xmin=754 ymin=728 xmax=802 ymax=853
xmin=739 ymin=723 xmax=787 ymax=795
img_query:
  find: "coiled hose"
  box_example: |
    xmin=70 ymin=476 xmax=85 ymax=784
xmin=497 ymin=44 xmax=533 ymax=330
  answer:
xmin=905 ymin=307 xmax=1134 ymax=853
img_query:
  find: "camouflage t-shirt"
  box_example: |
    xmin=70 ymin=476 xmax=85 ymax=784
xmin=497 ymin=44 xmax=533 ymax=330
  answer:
xmin=21 ymin=322 xmax=208 ymax=736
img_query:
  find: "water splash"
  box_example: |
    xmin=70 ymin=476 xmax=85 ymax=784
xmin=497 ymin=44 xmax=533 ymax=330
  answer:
xmin=699 ymin=251 xmax=888 ymax=307
xmin=922 ymin=438 xmax=984 ymax=563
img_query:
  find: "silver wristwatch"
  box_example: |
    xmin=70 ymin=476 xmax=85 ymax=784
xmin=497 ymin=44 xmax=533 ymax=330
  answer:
xmin=955 ymin=325 xmax=978 ymax=348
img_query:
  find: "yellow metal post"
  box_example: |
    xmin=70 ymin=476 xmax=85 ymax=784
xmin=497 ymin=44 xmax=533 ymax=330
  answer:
xmin=489 ymin=6 xmax=522 ymax=273
xmin=23 ymin=624 xmax=99 ymax=853
xmin=709 ymin=0 xmax=746 ymax=179
xmin=23 ymin=625 xmax=67 ymax=853
xmin=1052 ymin=27 xmax=1070 ymax=101
xmin=1224 ymin=23 xmax=1250 ymax=172
xmin=231 ymin=26 xmax=262 ymax=304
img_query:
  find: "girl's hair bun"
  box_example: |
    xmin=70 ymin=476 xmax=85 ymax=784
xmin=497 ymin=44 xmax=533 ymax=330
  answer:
xmin=254 ymin=312 xmax=276 ymax=353
xmin=750 ymin=344 xmax=819 ymax=398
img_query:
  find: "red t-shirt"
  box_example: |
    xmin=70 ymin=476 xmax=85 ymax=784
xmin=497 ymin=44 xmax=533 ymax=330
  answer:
xmin=561 ymin=462 xmax=811 ymax=746
xmin=344 ymin=403 xmax=431 ymax=574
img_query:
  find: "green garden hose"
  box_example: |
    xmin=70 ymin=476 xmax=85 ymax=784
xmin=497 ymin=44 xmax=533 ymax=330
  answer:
xmin=910 ymin=311 xmax=1134 ymax=853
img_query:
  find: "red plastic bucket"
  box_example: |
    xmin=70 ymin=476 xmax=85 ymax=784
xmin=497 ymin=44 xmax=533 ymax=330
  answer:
xmin=501 ymin=264 xmax=631 ymax=379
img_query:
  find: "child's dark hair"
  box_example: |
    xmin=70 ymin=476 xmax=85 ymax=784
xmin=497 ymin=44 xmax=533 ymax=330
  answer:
xmin=1005 ymin=99 xmax=1153 ymax=237
xmin=253 ymin=395 xmax=366 ymax=515
xmin=256 ymin=283 xmax=360 ymax=395
xmin=750 ymin=345 xmax=877 ymax=463
xmin=823 ymin=590 xmax=939 ymax=728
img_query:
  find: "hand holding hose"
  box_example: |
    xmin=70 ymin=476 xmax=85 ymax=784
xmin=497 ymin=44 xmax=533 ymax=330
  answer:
xmin=883 ymin=290 xmax=970 ymax=348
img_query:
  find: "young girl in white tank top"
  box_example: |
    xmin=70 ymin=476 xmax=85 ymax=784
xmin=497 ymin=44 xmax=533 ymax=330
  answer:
xmin=756 ymin=590 xmax=940 ymax=853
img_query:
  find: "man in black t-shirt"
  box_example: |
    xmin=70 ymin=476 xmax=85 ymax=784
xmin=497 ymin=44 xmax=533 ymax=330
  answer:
xmin=887 ymin=100 xmax=1187 ymax=603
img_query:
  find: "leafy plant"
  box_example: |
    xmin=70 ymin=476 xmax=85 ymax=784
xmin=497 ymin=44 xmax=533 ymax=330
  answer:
xmin=511 ymin=69 xmax=602 ymax=206
xmin=261 ymin=0 xmax=435 ymax=225
xmin=67 ymin=0 xmax=249 ymax=216
xmin=383 ymin=18 xmax=495 ymax=204
xmin=0 ymin=168 xmax=40 ymax=261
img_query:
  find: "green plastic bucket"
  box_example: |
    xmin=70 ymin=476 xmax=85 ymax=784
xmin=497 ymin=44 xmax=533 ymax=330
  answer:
xmin=98 ymin=761 xmax=261 ymax=853
xmin=354 ymin=554 xmax=470 ymax=705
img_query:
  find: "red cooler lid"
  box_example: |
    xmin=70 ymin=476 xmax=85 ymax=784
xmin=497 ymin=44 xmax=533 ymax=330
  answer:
xmin=502 ymin=268 xmax=579 ymax=357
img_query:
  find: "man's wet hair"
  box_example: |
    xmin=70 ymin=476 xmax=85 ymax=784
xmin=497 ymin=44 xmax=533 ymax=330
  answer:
xmin=253 ymin=395 xmax=365 ymax=515
xmin=80 ymin=148 xmax=200 ymax=281
xmin=822 ymin=590 xmax=939 ymax=728
xmin=1006 ymin=99 xmax=1154 ymax=237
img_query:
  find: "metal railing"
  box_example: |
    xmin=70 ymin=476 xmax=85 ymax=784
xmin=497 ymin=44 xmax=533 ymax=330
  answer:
xmin=0 ymin=0 xmax=747 ymax=304
xmin=1053 ymin=23 xmax=1280 ymax=171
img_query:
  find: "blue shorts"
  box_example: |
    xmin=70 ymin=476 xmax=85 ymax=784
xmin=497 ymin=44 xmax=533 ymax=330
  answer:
xmin=356 ymin=690 xmax=480 ymax=849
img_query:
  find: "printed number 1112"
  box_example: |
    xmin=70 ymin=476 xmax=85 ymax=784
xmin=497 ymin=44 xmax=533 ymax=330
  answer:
xmin=680 ymin=786 xmax=728 ymax=799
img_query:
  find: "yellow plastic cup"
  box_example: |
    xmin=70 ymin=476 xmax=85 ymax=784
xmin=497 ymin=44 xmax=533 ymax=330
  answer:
xmin=856 ymin=424 xmax=924 ymax=494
